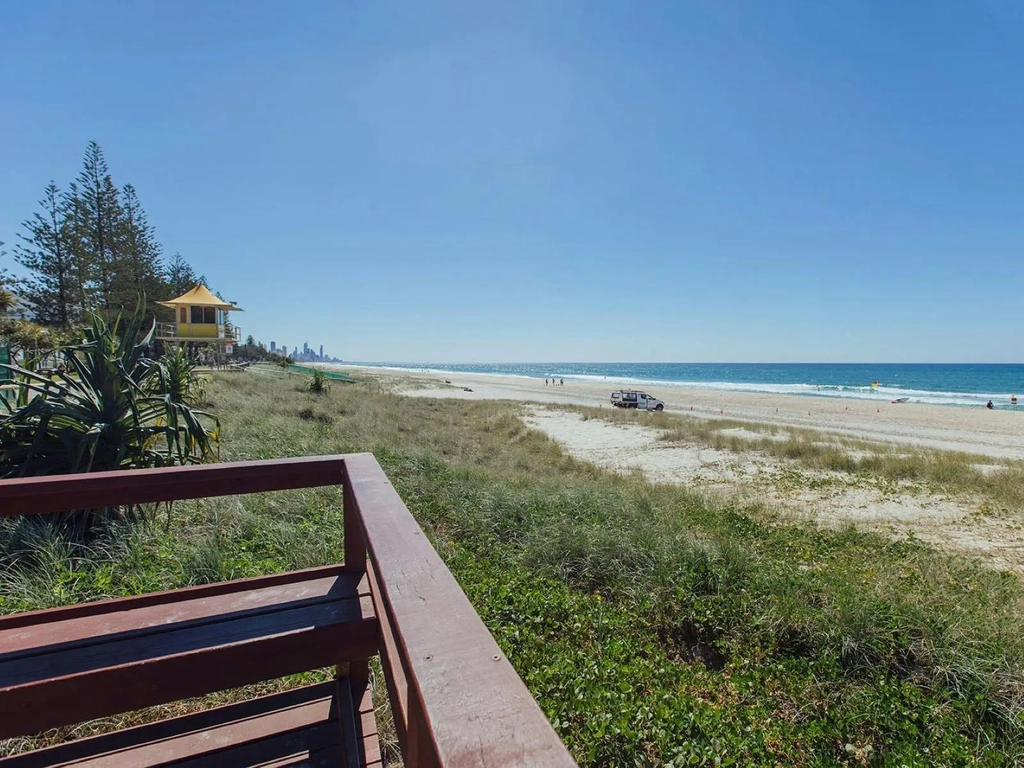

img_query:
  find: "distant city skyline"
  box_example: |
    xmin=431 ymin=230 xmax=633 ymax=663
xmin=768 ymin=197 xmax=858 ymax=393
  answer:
xmin=268 ymin=340 xmax=340 ymax=364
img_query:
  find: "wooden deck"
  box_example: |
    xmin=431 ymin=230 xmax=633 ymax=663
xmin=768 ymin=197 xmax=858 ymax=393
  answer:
xmin=0 ymin=455 xmax=577 ymax=768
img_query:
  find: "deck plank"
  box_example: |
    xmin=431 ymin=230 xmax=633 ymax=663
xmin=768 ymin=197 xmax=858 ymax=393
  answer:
xmin=0 ymin=683 xmax=351 ymax=768
xmin=0 ymin=565 xmax=353 ymax=632
xmin=0 ymin=572 xmax=368 ymax=657
xmin=0 ymin=577 xmax=377 ymax=740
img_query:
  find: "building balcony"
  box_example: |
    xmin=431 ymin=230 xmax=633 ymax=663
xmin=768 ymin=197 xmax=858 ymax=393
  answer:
xmin=155 ymin=322 xmax=241 ymax=344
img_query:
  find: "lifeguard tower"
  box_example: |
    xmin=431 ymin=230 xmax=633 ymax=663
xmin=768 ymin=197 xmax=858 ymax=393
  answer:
xmin=156 ymin=285 xmax=242 ymax=364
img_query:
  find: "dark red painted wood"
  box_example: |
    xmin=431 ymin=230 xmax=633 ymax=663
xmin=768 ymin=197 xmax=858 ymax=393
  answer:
xmin=0 ymin=612 xmax=378 ymax=739
xmin=0 ymin=454 xmax=353 ymax=517
xmin=1 ymin=594 xmax=374 ymax=686
xmin=0 ymin=682 xmax=344 ymax=768
xmin=0 ymin=453 xmax=577 ymax=767
xmin=336 ymin=676 xmax=366 ymax=768
xmin=345 ymin=453 xmax=578 ymax=768
xmin=342 ymin=460 xmax=367 ymax=575
xmin=0 ymin=564 xmax=349 ymax=632
xmin=0 ymin=579 xmax=377 ymax=740
xmin=367 ymin=560 xmax=410 ymax=753
xmin=0 ymin=571 xmax=366 ymax=656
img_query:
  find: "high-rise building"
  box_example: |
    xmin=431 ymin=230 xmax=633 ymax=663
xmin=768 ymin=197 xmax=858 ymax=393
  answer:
xmin=280 ymin=345 xmax=287 ymax=357
xmin=269 ymin=341 xmax=276 ymax=353
xmin=303 ymin=343 xmax=310 ymax=357
xmin=319 ymin=345 xmax=324 ymax=360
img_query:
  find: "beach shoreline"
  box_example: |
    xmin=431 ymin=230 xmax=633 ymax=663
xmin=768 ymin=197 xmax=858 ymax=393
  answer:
xmin=330 ymin=362 xmax=1024 ymax=408
xmin=332 ymin=364 xmax=1024 ymax=460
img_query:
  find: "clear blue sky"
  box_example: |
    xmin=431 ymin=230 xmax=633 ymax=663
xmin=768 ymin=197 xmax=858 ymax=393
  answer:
xmin=1 ymin=1 xmax=1022 ymax=363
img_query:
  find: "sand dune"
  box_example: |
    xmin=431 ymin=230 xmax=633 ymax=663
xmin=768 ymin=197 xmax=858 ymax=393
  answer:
xmin=340 ymin=366 xmax=1024 ymax=460
xmin=331 ymin=366 xmax=1024 ymax=569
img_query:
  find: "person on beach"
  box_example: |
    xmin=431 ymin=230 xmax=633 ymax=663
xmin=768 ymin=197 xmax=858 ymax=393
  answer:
xmin=560 ymin=378 xmax=564 ymax=386
xmin=986 ymin=400 xmax=995 ymax=409
xmin=1013 ymin=395 xmax=1018 ymax=406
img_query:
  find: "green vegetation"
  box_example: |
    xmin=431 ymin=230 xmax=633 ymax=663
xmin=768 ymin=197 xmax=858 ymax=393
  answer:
xmin=2 ymin=371 xmax=1023 ymax=765
xmin=573 ymin=404 xmax=1024 ymax=512
xmin=11 ymin=142 xmax=206 ymax=328
xmin=150 ymin=345 xmax=208 ymax=405
xmin=0 ymin=313 xmax=218 ymax=537
xmin=0 ymin=248 xmax=12 ymax=314
xmin=3 ymin=145 xmax=290 ymax=368
xmin=304 ymin=367 xmax=331 ymax=395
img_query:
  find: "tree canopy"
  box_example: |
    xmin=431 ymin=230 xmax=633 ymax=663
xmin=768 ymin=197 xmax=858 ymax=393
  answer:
xmin=10 ymin=142 xmax=206 ymax=329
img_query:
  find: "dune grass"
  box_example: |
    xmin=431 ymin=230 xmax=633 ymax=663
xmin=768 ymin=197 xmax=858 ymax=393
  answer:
xmin=2 ymin=369 xmax=1024 ymax=765
xmin=571 ymin=403 xmax=1024 ymax=511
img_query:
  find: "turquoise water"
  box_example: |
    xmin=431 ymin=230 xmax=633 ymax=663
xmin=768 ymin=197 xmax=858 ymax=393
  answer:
xmin=347 ymin=362 xmax=1024 ymax=409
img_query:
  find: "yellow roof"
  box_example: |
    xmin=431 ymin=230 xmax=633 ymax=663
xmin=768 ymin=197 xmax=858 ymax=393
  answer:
xmin=157 ymin=285 xmax=243 ymax=311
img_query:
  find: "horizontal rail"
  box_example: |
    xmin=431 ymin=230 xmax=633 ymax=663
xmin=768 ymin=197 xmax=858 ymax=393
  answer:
xmin=0 ymin=453 xmax=578 ymax=766
xmin=0 ymin=455 xmax=348 ymax=517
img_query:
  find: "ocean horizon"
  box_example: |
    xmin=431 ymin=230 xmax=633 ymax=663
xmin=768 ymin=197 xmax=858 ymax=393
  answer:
xmin=339 ymin=362 xmax=1024 ymax=409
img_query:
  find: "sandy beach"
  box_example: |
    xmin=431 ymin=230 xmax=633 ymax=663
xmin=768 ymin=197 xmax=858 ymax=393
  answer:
xmin=336 ymin=366 xmax=1024 ymax=460
xmin=326 ymin=366 xmax=1024 ymax=570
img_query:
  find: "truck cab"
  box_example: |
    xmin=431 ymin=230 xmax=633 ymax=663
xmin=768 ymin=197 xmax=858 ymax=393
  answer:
xmin=610 ymin=390 xmax=665 ymax=411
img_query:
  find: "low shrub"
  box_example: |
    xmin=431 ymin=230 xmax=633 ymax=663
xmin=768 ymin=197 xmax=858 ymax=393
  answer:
xmin=305 ymin=368 xmax=330 ymax=395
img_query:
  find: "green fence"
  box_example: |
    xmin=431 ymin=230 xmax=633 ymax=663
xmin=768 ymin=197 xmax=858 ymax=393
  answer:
xmin=0 ymin=342 xmax=11 ymax=383
xmin=287 ymin=364 xmax=354 ymax=382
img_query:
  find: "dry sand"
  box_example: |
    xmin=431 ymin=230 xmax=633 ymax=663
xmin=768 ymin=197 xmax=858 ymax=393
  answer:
xmin=521 ymin=407 xmax=1024 ymax=572
xmin=338 ymin=366 xmax=1024 ymax=460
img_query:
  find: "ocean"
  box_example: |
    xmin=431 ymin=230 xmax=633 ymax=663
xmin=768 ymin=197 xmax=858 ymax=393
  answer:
xmin=345 ymin=362 xmax=1024 ymax=409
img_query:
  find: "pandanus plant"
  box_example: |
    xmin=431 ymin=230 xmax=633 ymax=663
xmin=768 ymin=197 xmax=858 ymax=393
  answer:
xmin=305 ymin=367 xmax=331 ymax=395
xmin=0 ymin=311 xmax=219 ymax=537
xmin=150 ymin=344 xmax=208 ymax=406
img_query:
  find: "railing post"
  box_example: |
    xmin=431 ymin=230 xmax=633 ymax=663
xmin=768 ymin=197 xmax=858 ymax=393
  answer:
xmin=342 ymin=462 xmax=366 ymax=576
xmin=341 ymin=460 xmax=370 ymax=689
xmin=407 ymin=696 xmax=440 ymax=768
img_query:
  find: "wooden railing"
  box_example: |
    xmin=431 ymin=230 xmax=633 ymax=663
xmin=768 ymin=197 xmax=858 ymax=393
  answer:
xmin=0 ymin=455 xmax=578 ymax=767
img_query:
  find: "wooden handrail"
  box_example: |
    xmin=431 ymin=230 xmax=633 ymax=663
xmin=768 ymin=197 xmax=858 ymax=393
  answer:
xmin=343 ymin=453 xmax=578 ymax=767
xmin=0 ymin=455 xmax=347 ymax=516
xmin=0 ymin=454 xmax=579 ymax=767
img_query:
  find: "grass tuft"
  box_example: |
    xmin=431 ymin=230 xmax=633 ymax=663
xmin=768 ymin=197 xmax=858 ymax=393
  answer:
xmin=570 ymin=404 xmax=1024 ymax=510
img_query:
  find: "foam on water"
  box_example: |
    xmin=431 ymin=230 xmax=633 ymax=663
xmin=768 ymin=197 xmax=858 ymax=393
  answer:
xmin=339 ymin=362 xmax=1024 ymax=409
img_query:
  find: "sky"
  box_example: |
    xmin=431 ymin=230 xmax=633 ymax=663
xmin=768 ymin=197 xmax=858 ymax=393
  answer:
xmin=1 ymin=1 xmax=1022 ymax=363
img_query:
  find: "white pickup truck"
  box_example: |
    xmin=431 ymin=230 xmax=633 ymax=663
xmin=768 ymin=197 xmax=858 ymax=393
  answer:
xmin=610 ymin=390 xmax=665 ymax=411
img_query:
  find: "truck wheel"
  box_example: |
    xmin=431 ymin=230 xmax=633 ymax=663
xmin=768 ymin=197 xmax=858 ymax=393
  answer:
xmin=655 ymin=403 xmax=664 ymax=411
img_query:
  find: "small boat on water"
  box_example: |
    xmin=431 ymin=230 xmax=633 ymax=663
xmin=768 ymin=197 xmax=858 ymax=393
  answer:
xmin=891 ymin=397 xmax=909 ymax=404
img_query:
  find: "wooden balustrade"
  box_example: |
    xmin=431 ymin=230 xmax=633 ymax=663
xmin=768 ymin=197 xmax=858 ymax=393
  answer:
xmin=0 ymin=455 xmax=578 ymax=767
